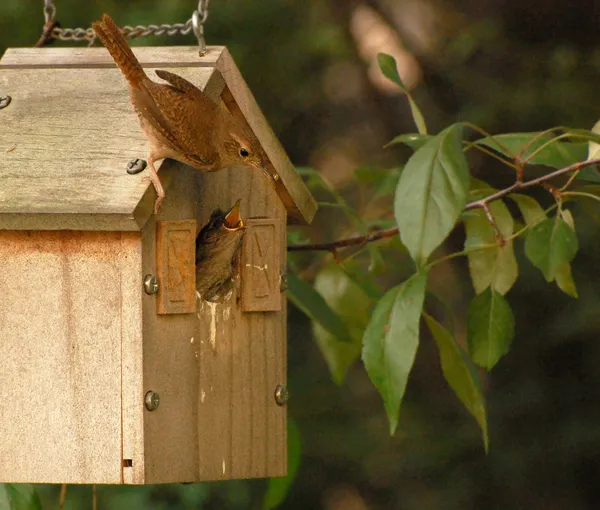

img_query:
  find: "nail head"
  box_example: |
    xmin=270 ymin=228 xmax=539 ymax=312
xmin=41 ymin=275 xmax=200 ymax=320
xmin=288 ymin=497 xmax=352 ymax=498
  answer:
xmin=127 ymin=158 xmax=147 ymax=174
xmin=274 ymin=385 xmax=288 ymax=406
xmin=144 ymin=391 xmax=160 ymax=411
xmin=0 ymin=96 xmax=12 ymax=110
xmin=144 ymin=274 xmax=159 ymax=295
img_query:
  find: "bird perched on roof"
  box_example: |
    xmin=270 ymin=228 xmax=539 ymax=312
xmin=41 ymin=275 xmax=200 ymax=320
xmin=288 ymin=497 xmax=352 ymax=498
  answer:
xmin=196 ymin=200 xmax=246 ymax=302
xmin=92 ymin=14 xmax=264 ymax=213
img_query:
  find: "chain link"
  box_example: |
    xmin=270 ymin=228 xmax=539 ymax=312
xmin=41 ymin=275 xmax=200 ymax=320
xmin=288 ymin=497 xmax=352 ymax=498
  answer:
xmin=39 ymin=0 xmax=209 ymax=50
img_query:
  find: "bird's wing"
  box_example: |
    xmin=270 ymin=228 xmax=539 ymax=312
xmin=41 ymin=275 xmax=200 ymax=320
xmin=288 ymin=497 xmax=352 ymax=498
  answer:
xmin=138 ymin=76 xmax=220 ymax=166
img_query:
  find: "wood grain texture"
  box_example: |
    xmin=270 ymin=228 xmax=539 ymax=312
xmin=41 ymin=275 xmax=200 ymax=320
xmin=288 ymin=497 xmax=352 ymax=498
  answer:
xmin=0 ymin=64 xmax=216 ymax=231
xmin=195 ymin=164 xmax=287 ymax=480
xmin=0 ymin=230 xmax=142 ymax=484
xmin=241 ymin=218 xmax=282 ymax=312
xmin=141 ymin=166 xmax=201 ymax=484
xmin=119 ymin=233 xmax=146 ymax=485
xmin=216 ymin=49 xmax=317 ymax=224
xmin=156 ymin=220 xmax=197 ymax=315
xmin=0 ymin=46 xmax=225 ymax=69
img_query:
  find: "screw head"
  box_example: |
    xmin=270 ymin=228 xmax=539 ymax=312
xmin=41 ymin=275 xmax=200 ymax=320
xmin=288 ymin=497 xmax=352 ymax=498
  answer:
xmin=144 ymin=274 xmax=159 ymax=295
xmin=144 ymin=391 xmax=160 ymax=411
xmin=127 ymin=158 xmax=147 ymax=175
xmin=274 ymin=385 xmax=289 ymax=406
xmin=0 ymin=96 xmax=11 ymax=110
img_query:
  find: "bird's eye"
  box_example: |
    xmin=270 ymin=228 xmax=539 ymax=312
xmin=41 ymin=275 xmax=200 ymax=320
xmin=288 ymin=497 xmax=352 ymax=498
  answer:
xmin=239 ymin=147 xmax=250 ymax=158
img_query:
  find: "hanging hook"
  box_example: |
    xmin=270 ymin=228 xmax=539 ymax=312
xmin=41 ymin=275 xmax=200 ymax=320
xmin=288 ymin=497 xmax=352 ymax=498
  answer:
xmin=43 ymin=0 xmax=56 ymax=24
xmin=192 ymin=0 xmax=210 ymax=56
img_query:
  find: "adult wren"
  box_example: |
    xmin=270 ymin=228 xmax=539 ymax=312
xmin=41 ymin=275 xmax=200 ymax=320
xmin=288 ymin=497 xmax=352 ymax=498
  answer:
xmin=196 ymin=200 xmax=246 ymax=302
xmin=92 ymin=14 xmax=265 ymax=213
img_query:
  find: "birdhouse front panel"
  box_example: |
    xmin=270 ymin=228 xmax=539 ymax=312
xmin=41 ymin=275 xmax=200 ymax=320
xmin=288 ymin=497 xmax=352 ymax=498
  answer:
xmin=0 ymin=45 xmax=313 ymax=484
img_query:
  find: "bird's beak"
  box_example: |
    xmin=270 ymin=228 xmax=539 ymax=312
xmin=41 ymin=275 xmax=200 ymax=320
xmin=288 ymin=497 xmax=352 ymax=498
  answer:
xmin=224 ymin=199 xmax=244 ymax=229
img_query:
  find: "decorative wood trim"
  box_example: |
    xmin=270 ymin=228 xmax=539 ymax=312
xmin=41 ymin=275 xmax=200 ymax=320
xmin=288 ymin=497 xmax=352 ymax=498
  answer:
xmin=156 ymin=220 xmax=197 ymax=314
xmin=241 ymin=218 xmax=282 ymax=312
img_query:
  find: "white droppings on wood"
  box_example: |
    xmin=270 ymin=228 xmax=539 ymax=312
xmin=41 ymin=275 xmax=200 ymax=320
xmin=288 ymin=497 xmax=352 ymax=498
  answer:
xmin=200 ymin=389 xmax=206 ymax=403
xmin=208 ymin=301 xmax=218 ymax=349
xmin=222 ymin=459 xmax=226 ymax=475
xmin=223 ymin=306 xmax=230 ymax=321
xmin=245 ymin=263 xmax=268 ymax=271
xmin=190 ymin=337 xmax=194 ymax=344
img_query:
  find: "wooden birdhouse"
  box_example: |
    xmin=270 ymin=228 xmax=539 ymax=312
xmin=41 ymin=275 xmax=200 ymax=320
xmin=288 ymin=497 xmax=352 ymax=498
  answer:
xmin=0 ymin=46 xmax=316 ymax=484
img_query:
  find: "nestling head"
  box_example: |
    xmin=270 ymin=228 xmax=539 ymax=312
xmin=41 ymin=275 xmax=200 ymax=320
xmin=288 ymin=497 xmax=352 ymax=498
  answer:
xmin=195 ymin=200 xmax=246 ymax=302
xmin=195 ymin=199 xmax=246 ymax=265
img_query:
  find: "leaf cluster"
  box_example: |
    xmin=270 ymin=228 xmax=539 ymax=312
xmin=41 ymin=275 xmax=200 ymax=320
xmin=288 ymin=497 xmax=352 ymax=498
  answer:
xmin=288 ymin=53 xmax=600 ymax=452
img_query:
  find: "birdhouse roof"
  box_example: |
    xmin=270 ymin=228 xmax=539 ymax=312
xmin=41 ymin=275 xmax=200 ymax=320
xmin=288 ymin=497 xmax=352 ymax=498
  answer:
xmin=0 ymin=46 xmax=316 ymax=231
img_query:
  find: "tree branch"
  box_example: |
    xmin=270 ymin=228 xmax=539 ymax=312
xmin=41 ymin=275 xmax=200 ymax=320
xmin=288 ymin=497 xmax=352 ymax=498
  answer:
xmin=288 ymin=159 xmax=600 ymax=253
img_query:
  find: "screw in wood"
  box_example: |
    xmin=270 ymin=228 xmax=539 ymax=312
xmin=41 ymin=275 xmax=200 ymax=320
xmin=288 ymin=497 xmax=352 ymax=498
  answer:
xmin=0 ymin=96 xmax=12 ymax=110
xmin=143 ymin=274 xmax=159 ymax=295
xmin=144 ymin=391 xmax=160 ymax=411
xmin=280 ymin=274 xmax=288 ymax=292
xmin=274 ymin=385 xmax=289 ymax=406
xmin=127 ymin=158 xmax=147 ymax=174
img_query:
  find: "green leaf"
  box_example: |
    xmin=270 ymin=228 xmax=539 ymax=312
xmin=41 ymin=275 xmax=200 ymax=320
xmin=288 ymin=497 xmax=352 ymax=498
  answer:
xmin=424 ymin=314 xmax=488 ymax=451
xmin=263 ymin=419 xmax=301 ymax=509
xmin=476 ymin=132 xmax=586 ymax=168
xmin=2 ymin=484 xmax=42 ymax=510
xmin=464 ymin=199 xmax=518 ymax=295
xmin=287 ymin=274 xmax=352 ymax=342
xmin=555 ymin=262 xmax=578 ymax=298
xmin=377 ymin=53 xmax=427 ymax=135
xmin=395 ymin=123 xmax=469 ymax=266
xmin=467 ymin=288 xmax=515 ymax=370
xmin=385 ymin=133 xmax=431 ymax=150
xmin=362 ymin=271 xmax=428 ymax=434
xmin=510 ymin=194 xmax=546 ymax=227
xmin=587 ymin=120 xmax=600 ymax=161
xmin=312 ymin=264 xmax=371 ymax=384
xmin=554 ymin=212 xmax=578 ymax=298
xmin=524 ymin=216 xmax=579 ymax=281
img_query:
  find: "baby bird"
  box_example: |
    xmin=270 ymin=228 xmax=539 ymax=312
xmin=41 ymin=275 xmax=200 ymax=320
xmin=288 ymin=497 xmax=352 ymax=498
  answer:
xmin=196 ymin=200 xmax=246 ymax=302
xmin=92 ymin=14 xmax=264 ymax=213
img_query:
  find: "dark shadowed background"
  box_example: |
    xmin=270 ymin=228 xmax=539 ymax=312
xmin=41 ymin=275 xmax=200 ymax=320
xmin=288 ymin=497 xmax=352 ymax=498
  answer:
xmin=2 ymin=0 xmax=600 ymax=508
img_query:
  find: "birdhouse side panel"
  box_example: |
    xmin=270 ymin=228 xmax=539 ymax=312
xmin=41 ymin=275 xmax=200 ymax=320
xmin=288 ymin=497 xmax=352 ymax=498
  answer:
xmin=140 ymin=166 xmax=202 ymax=484
xmin=194 ymin=166 xmax=287 ymax=481
xmin=0 ymin=230 xmax=142 ymax=484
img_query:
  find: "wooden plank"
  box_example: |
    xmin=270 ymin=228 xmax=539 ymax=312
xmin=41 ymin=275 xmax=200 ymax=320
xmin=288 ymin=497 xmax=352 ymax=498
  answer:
xmin=0 ymin=231 xmax=129 ymax=483
xmin=195 ymin=164 xmax=287 ymax=480
xmin=0 ymin=46 xmax=225 ymax=68
xmin=156 ymin=220 xmax=197 ymax=315
xmin=0 ymin=66 xmax=217 ymax=231
xmin=119 ymin=233 xmax=146 ymax=484
xmin=241 ymin=218 xmax=282 ymax=312
xmin=141 ymin=167 xmax=201 ymax=483
xmin=216 ymin=50 xmax=317 ymax=225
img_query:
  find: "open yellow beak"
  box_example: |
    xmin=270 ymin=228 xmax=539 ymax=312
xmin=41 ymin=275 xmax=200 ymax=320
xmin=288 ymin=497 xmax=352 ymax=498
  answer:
xmin=224 ymin=199 xmax=243 ymax=229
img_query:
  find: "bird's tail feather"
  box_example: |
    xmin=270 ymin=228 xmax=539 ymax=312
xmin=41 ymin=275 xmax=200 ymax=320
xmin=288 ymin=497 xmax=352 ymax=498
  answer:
xmin=92 ymin=14 xmax=146 ymax=88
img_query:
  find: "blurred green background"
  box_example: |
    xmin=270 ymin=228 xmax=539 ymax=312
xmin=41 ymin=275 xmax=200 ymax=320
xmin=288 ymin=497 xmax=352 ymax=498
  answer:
xmin=2 ymin=0 xmax=600 ymax=508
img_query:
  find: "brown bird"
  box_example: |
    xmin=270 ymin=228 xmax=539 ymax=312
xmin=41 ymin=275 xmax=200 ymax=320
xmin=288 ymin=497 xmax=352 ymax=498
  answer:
xmin=196 ymin=200 xmax=246 ymax=302
xmin=92 ymin=14 xmax=264 ymax=213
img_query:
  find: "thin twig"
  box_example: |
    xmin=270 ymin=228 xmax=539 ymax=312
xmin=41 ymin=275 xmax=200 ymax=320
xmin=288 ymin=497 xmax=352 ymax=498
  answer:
xmin=482 ymin=202 xmax=504 ymax=245
xmin=58 ymin=484 xmax=67 ymax=510
xmin=92 ymin=484 xmax=97 ymax=510
xmin=288 ymin=159 xmax=600 ymax=253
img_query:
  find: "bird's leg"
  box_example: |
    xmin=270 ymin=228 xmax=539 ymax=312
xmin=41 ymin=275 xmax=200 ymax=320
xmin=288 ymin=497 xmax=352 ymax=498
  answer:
xmin=142 ymin=156 xmax=165 ymax=214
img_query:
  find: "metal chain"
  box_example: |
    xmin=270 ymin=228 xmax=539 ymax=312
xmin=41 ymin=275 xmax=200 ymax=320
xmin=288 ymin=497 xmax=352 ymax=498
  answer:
xmin=40 ymin=0 xmax=209 ymax=53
